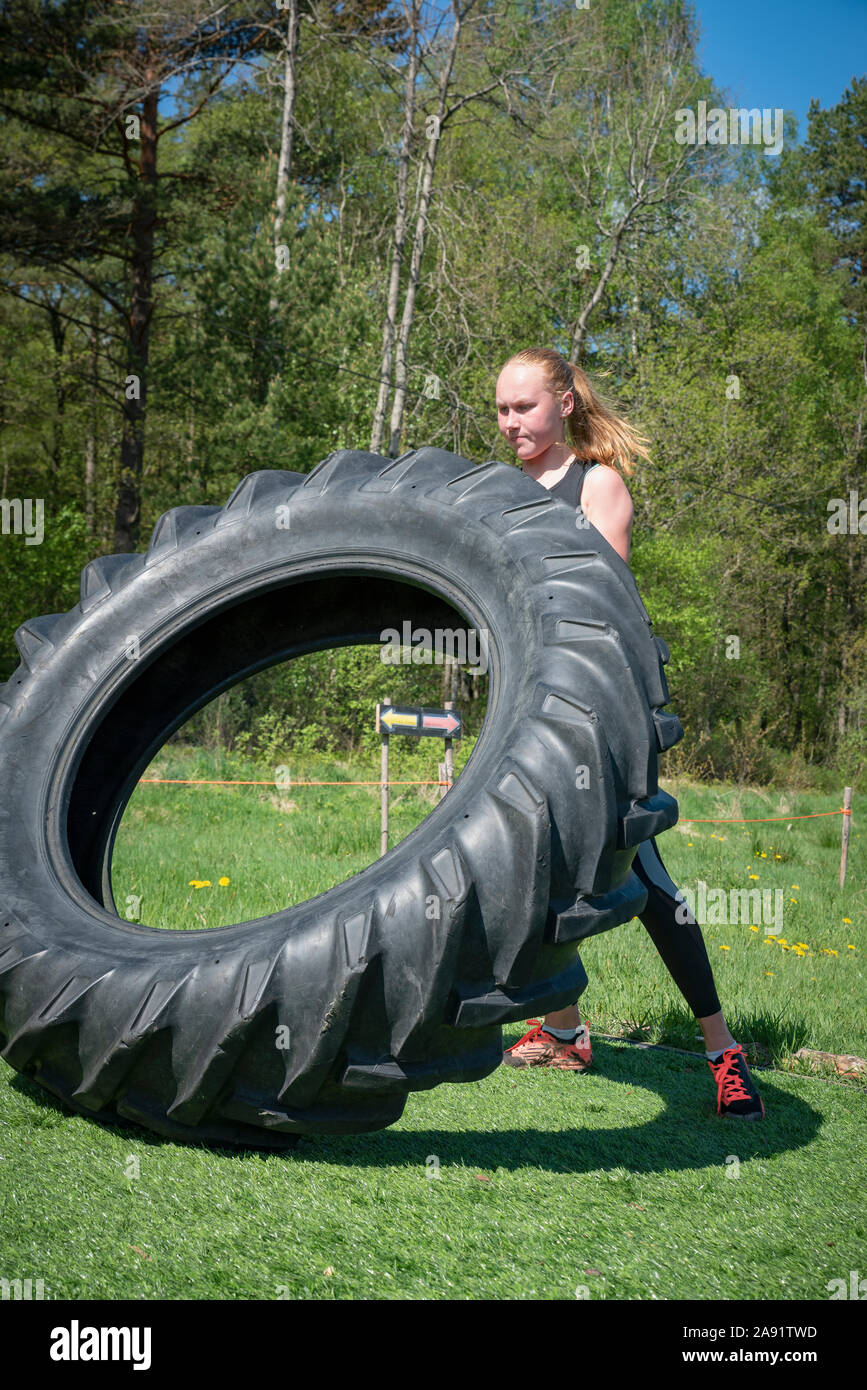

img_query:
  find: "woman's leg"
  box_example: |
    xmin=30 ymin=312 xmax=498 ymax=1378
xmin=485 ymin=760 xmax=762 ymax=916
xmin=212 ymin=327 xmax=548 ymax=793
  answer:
xmin=544 ymin=1004 xmax=582 ymax=1028
xmin=623 ymin=840 xmax=765 ymax=1113
xmin=545 ymin=837 xmax=733 ymax=1044
xmin=517 ymin=838 xmax=764 ymax=1111
xmin=628 ymin=836 xmax=736 ymax=1045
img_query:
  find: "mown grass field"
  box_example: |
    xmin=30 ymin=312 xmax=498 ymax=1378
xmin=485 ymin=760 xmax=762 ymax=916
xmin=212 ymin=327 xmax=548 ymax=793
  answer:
xmin=111 ymin=744 xmax=866 ymax=1066
xmin=1 ymin=744 xmax=864 ymax=1300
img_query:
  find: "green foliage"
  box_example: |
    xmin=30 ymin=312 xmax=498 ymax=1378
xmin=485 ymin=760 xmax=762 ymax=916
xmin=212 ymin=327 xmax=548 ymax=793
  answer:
xmin=0 ymin=504 xmax=91 ymax=681
xmin=802 ymin=74 xmax=867 ymax=321
xmin=0 ymin=7 xmax=864 ymax=779
xmin=175 ymin=642 xmax=488 ymax=761
xmin=631 ymin=529 xmax=720 ymax=676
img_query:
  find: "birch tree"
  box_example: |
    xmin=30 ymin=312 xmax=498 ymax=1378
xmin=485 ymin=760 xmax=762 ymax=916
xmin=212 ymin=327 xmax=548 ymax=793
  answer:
xmin=369 ymin=0 xmax=422 ymax=455
xmin=562 ymin=1 xmax=703 ymax=359
xmin=269 ymin=0 xmax=300 ymax=317
xmin=370 ymin=0 xmax=524 ymax=456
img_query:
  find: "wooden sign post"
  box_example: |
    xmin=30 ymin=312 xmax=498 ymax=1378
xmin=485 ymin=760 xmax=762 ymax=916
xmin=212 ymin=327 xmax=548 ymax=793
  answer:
xmin=443 ymin=699 xmax=455 ymax=792
xmin=378 ymin=696 xmax=391 ymax=858
xmin=375 ymin=699 xmax=463 ymax=855
xmin=840 ymin=785 xmax=852 ymax=889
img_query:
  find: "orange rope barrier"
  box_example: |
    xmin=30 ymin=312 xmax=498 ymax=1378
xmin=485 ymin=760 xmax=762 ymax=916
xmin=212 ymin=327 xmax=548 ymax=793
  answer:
xmin=679 ymin=809 xmax=851 ymax=823
xmin=136 ymin=780 xmax=852 ymax=823
xmin=139 ymin=778 xmax=448 ymax=786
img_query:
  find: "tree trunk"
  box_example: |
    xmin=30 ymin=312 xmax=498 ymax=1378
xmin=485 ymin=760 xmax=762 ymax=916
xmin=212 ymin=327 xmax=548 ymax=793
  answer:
xmin=269 ymin=0 xmax=299 ymax=319
xmin=816 ymin=579 xmax=832 ymax=712
xmin=386 ymin=6 xmax=462 ymax=457
xmin=0 ymin=365 xmax=7 ymax=498
xmin=837 ymin=538 xmax=857 ymax=741
xmin=84 ymin=309 xmax=99 ymax=532
xmin=46 ymin=301 xmax=66 ymax=482
xmin=113 ymin=81 xmax=158 ymax=553
xmin=370 ymin=0 xmax=421 ymax=454
xmin=570 ymin=219 xmax=626 ymax=362
xmin=187 ymin=305 xmax=197 ymax=479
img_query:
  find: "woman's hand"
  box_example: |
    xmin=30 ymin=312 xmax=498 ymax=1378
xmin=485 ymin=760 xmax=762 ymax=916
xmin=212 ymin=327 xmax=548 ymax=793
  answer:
xmin=581 ymin=465 xmax=634 ymax=563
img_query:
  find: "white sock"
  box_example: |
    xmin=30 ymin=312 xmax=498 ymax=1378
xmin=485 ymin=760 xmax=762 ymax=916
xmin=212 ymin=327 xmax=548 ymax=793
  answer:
xmin=545 ymin=1023 xmax=583 ymax=1041
xmin=706 ymin=1041 xmax=738 ymax=1061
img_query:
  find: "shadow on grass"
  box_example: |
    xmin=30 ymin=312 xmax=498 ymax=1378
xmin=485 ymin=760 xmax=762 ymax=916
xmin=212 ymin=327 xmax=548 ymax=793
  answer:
xmin=6 ymin=1036 xmax=824 ymax=1176
xmin=300 ymin=1039 xmax=823 ymax=1176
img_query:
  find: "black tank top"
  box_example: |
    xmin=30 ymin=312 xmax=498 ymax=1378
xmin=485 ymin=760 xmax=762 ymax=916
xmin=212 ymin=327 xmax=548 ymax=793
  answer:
xmin=546 ymin=459 xmax=599 ymax=509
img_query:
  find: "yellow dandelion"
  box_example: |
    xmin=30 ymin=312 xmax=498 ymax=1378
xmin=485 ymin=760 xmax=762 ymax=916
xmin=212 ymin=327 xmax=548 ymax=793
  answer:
xmin=749 ymin=874 xmax=759 ymax=880
xmin=687 ymin=842 xmax=693 ymax=846
xmin=822 ymin=948 xmax=838 ymax=957
xmin=847 ymin=945 xmax=855 ymax=950
xmin=764 ymin=971 xmax=774 ymax=977
xmin=774 ymin=854 xmax=782 ymax=859
xmin=777 ymin=938 xmax=787 ymax=945
xmin=198 ymin=880 xmax=212 ymax=888
xmin=749 ymin=925 xmax=759 ymax=933
xmin=780 ymin=943 xmax=790 ymax=950
xmin=760 ymin=852 xmax=767 ymax=858
xmin=791 ymin=884 xmax=800 ymax=890
xmin=218 ymin=876 xmax=230 ymax=887
xmin=842 ymin=917 xmax=852 ymax=924
xmin=790 ymin=898 xmax=798 ymax=904
xmin=720 ymin=945 xmax=730 ymax=951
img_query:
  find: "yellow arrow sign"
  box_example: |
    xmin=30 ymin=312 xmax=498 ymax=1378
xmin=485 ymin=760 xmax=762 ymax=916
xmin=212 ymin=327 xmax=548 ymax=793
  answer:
xmin=381 ymin=707 xmax=419 ymax=730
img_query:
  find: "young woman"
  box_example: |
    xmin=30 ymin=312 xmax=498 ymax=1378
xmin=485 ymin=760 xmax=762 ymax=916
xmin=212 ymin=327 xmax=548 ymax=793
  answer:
xmin=495 ymin=346 xmax=765 ymax=1120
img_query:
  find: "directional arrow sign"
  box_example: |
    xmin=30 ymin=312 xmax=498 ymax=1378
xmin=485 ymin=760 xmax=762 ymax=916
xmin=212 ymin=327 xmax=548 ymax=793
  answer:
xmin=378 ymin=704 xmax=462 ymax=739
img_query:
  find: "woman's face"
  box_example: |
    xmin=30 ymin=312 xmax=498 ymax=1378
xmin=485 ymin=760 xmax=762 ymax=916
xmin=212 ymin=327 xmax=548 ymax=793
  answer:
xmin=496 ymin=362 xmax=571 ymax=462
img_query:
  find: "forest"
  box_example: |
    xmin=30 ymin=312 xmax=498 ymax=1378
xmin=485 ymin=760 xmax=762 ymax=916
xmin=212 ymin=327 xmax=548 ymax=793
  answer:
xmin=1 ymin=0 xmax=865 ymax=784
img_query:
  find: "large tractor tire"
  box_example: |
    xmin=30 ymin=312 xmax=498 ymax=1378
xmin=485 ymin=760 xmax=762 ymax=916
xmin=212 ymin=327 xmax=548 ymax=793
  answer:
xmin=0 ymin=448 xmax=682 ymax=1147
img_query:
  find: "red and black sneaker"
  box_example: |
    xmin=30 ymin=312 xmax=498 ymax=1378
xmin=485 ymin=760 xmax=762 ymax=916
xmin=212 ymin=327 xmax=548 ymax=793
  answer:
xmin=707 ymin=1044 xmax=765 ymax=1119
xmin=502 ymin=1018 xmax=592 ymax=1071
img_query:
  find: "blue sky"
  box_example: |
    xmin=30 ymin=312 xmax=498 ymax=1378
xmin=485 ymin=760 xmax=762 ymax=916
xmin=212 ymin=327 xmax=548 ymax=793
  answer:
xmin=692 ymin=0 xmax=866 ymax=143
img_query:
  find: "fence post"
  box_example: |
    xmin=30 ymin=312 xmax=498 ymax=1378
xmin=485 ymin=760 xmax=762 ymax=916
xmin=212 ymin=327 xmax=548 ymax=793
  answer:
xmin=839 ymin=785 xmax=852 ymax=889
xmin=443 ymin=700 xmax=455 ymax=791
xmin=379 ymin=696 xmax=391 ymax=857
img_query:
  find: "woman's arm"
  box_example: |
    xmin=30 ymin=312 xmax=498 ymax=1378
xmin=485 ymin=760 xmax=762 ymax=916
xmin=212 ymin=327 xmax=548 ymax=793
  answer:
xmin=581 ymin=465 xmax=634 ymax=563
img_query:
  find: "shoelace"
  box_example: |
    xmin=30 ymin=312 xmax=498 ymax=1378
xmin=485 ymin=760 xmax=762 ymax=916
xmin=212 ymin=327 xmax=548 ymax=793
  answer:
xmin=709 ymin=1045 xmax=753 ymax=1110
xmin=506 ymin=1018 xmax=545 ymax=1050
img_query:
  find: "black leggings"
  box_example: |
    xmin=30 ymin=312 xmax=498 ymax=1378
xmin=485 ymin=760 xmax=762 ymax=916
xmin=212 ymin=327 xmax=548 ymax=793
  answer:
xmin=628 ymin=837 xmax=722 ymax=1019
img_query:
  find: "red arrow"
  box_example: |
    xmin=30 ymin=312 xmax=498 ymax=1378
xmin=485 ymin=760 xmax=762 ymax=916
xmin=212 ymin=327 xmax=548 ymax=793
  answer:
xmin=422 ymin=711 xmax=460 ymax=734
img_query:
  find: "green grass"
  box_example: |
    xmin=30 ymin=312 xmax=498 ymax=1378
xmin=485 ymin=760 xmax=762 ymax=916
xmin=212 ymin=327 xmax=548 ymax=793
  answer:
xmin=1 ymin=746 xmax=865 ymax=1300
xmin=111 ymin=746 xmax=866 ymax=1069
xmin=112 ymin=744 xmax=457 ymax=928
xmin=1 ymin=1040 xmax=863 ymax=1300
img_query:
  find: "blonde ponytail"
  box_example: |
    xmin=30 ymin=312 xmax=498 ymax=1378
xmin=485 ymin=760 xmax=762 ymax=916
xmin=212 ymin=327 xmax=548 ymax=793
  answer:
xmin=505 ymin=347 xmax=652 ymax=477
